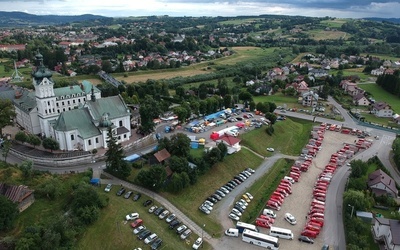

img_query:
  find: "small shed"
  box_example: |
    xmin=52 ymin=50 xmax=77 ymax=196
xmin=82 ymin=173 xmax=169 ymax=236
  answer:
xmin=356 ymin=211 xmax=374 ymax=224
xmin=90 ymin=178 xmax=100 ymax=186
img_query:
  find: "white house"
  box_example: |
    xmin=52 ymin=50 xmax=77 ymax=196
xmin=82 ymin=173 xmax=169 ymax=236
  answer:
xmin=372 ymin=102 xmax=393 ymax=118
xmin=368 ymin=169 xmax=398 ymax=197
xmin=353 ymin=93 xmax=370 ymax=106
xmin=373 ymin=217 xmax=400 ymax=250
xmin=302 ymin=91 xmax=319 ymax=107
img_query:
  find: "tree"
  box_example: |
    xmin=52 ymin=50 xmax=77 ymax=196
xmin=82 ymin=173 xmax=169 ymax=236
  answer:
xmin=105 ymin=127 xmax=131 ymax=178
xmin=1 ymin=139 xmax=11 ymax=163
xmin=256 ymin=102 xmax=270 ymax=113
xmin=135 ymin=165 xmax=167 ymax=190
xmin=169 ymin=133 xmax=191 ymax=158
xmin=0 ymin=99 xmax=16 ymax=138
xmin=36 ymin=177 xmax=63 ymax=200
xmin=238 ymin=91 xmax=253 ymax=103
xmin=168 ymin=156 xmax=189 ymax=173
xmin=0 ymin=195 xmax=18 ymax=231
xmin=42 ymin=138 xmax=59 ymax=152
xmin=343 ymin=189 xmax=371 ymax=216
xmin=217 ymin=142 xmax=228 ymax=161
xmin=19 ymin=160 xmax=33 ymax=179
xmin=205 ymin=147 xmax=221 ymax=165
xmin=139 ymin=96 xmax=162 ymax=134
xmin=15 ymin=131 xmax=28 ymax=143
xmin=265 ymin=112 xmax=277 ymax=124
xmin=223 ymin=94 xmax=232 ymax=109
xmin=27 ymin=134 xmax=41 ymax=148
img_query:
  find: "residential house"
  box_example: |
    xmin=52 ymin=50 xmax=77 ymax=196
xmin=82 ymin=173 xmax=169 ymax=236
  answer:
xmin=368 ymin=169 xmax=398 ymax=197
xmin=302 ymin=91 xmax=319 ymax=107
xmin=308 ymin=68 xmax=328 ymax=78
xmin=340 ymin=80 xmax=363 ymax=96
xmin=372 ymin=217 xmax=400 ymax=250
xmin=353 ymin=93 xmax=370 ymax=106
xmin=0 ymin=44 xmax=26 ymax=52
xmin=0 ymin=183 xmax=35 ymax=212
xmin=216 ymin=134 xmax=241 ymax=154
xmin=372 ymin=102 xmax=393 ymax=118
xmin=371 ymin=66 xmax=386 ymax=76
xmin=149 ymin=148 xmax=171 ymax=165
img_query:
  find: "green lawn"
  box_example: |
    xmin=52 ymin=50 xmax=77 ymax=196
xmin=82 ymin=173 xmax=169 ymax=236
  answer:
xmin=241 ymin=117 xmax=314 ymax=156
xmin=240 ymin=158 xmax=294 ymax=223
xmin=253 ymin=93 xmax=300 ymax=108
xmin=358 ymin=83 xmax=400 ymax=113
xmin=161 ymin=148 xmax=263 ymax=237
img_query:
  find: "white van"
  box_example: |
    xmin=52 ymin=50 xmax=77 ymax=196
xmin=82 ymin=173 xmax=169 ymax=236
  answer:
xmin=225 ymin=228 xmax=239 ymax=237
xmin=283 ymin=176 xmax=295 ymax=184
xmin=263 ymin=209 xmax=277 ymax=218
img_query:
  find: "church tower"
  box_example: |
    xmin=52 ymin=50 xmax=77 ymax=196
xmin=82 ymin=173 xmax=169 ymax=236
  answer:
xmin=32 ymin=50 xmax=57 ymax=137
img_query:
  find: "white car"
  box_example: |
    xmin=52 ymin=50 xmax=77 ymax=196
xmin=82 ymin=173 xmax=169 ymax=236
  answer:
xmin=176 ymin=225 xmax=187 ymax=234
xmin=229 ymin=213 xmax=240 ymax=221
xmin=239 ymin=199 xmax=248 ymax=206
xmin=148 ymin=205 xmax=158 ymax=213
xmin=104 ymin=183 xmax=112 ymax=192
xmin=126 ymin=212 xmax=139 ymax=221
xmin=204 ymin=200 xmax=214 ymax=207
xmin=166 ymin=213 xmax=176 ymax=223
xmin=231 ymin=208 xmax=242 ymax=217
xmin=133 ymin=225 xmax=146 ymax=234
xmin=285 ymin=213 xmax=297 ymax=225
xmin=202 ymin=203 xmax=213 ymax=211
xmin=267 ymin=147 xmax=275 ymax=152
xmin=192 ymin=237 xmax=203 ymax=249
xmin=159 ymin=210 xmax=170 ymax=219
xmin=144 ymin=233 xmax=158 ymax=244
xmin=180 ymin=229 xmax=192 ymax=240
xmin=246 ymin=192 xmax=254 ymax=200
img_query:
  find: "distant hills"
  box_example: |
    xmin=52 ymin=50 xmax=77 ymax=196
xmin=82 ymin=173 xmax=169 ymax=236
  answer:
xmin=0 ymin=11 xmax=110 ymax=27
xmin=363 ymin=17 xmax=400 ymax=24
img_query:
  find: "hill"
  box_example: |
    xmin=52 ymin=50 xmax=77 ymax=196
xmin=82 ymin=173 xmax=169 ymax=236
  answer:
xmin=363 ymin=17 xmax=400 ymax=24
xmin=0 ymin=11 xmax=110 ymax=27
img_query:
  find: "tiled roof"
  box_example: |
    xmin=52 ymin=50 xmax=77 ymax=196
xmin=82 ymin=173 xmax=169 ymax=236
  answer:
xmin=218 ymin=134 xmax=241 ymax=146
xmin=53 ymin=108 xmax=100 ymax=139
xmin=368 ymin=169 xmax=398 ymax=195
xmin=389 ymin=220 xmax=400 ymax=245
xmin=86 ymin=95 xmax=130 ymax=121
xmin=54 ymin=80 xmax=100 ymax=97
xmin=373 ymin=102 xmax=390 ymax=111
xmin=0 ymin=183 xmax=34 ymax=203
xmin=153 ymin=148 xmax=171 ymax=163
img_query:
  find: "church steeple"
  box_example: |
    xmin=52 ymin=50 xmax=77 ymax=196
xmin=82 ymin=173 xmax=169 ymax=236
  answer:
xmin=32 ymin=50 xmax=53 ymax=84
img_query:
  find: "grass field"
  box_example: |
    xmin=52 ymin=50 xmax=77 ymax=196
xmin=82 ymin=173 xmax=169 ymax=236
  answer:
xmin=253 ymin=92 xmax=300 ymax=108
xmin=77 ymin=188 xmax=211 ymax=250
xmin=358 ymin=83 xmax=400 ymax=112
xmin=320 ymin=19 xmax=348 ymax=29
xmin=305 ymin=29 xmax=349 ymax=40
xmin=241 ymin=117 xmax=314 ymax=156
xmin=161 ymin=148 xmax=263 ymax=237
xmin=218 ymin=18 xmax=262 ymax=25
xmin=240 ymin=158 xmax=294 ymax=223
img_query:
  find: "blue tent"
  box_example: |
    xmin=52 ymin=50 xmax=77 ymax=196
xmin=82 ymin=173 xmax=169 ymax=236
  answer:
xmin=90 ymin=178 xmax=100 ymax=186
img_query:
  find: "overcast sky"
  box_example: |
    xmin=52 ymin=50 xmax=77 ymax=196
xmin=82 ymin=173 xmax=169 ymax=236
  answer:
xmin=1 ymin=0 xmax=399 ymax=19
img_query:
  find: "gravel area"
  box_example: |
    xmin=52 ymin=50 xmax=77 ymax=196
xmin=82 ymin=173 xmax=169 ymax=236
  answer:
xmin=213 ymin=130 xmax=358 ymax=250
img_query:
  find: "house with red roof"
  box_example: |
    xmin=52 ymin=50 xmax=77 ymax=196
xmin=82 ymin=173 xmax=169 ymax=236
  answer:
xmin=0 ymin=183 xmax=35 ymax=212
xmin=216 ymin=134 xmax=241 ymax=154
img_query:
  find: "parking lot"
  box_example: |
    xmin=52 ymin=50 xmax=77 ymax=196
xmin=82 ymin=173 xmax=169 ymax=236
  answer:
xmin=213 ymin=130 xmax=358 ymax=250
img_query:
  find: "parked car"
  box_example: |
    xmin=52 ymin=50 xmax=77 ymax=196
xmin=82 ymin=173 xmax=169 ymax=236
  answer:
xmin=246 ymin=167 xmax=255 ymax=173
xmin=169 ymin=219 xmax=181 ymax=229
xmin=159 ymin=210 xmax=170 ymax=219
xmin=116 ymin=187 xmax=126 ymax=196
xmin=104 ymin=183 xmax=112 ymax=192
xmin=148 ymin=205 xmax=158 ymax=213
xmin=245 ymin=192 xmax=254 ymax=200
xmin=285 ymin=213 xmax=297 ymax=225
xmin=202 ymin=203 xmax=213 ymax=211
xmin=192 ymin=237 xmax=203 ymax=249
xmin=176 ymin=225 xmax=187 ymax=234
xmin=211 ymin=194 xmax=222 ymax=201
xmin=207 ymin=196 xmax=217 ymax=203
xmin=231 ymin=208 xmax=242 ymax=217
xmin=144 ymin=233 xmax=158 ymax=244
xmin=138 ymin=230 xmax=152 ymax=240
xmin=133 ymin=193 xmax=141 ymax=201
xmin=133 ymin=225 xmax=146 ymax=235
xmin=154 ymin=207 xmax=165 ymax=216
xmin=130 ymin=218 xmax=143 ymax=228
xmin=204 ymin=200 xmax=214 ymax=207
xmin=242 ymin=194 xmax=251 ymax=203
xmin=299 ymin=235 xmax=314 ymax=244
xmin=267 ymin=147 xmax=275 ymax=152
xmin=126 ymin=213 xmax=139 ymax=221
xmin=180 ymin=229 xmax=192 ymax=240
xmin=151 ymin=238 xmax=163 ymax=250
xmin=199 ymin=205 xmax=210 ymax=215
xmin=165 ymin=213 xmax=176 ymax=223
xmin=143 ymin=199 xmax=152 ymax=207
xmin=124 ymin=191 xmax=133 ymax=199
xmin=229 ymin=213 xmax=240 ymax=221
xmin=234 ymin=204 xmax=245 ymax=213
xmin=215 ymin=190 xmax=225 ymax=197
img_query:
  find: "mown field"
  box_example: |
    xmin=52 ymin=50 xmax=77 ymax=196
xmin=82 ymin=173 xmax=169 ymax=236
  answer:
xmin=358 ymin=83 xmax=400 ymax=112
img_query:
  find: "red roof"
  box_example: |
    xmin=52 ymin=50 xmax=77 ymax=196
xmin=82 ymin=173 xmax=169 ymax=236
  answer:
xmin=218 ymin=134 xmax=241 ymax=146
xmin=153 ymin=148 xmax=171 ymax=163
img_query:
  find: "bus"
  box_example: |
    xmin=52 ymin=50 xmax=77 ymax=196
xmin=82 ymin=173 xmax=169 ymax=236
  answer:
xmin=236 ymin=221 xmax=259 ymax=233
xmin=242 ymin=229 xmax=279 ymax=249
xmin=269 ymin=226 xmax=293 ymax=240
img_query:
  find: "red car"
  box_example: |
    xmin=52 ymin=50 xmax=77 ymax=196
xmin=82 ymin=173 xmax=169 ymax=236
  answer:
xmin=130 ymin=218 xmax=143 ymax=228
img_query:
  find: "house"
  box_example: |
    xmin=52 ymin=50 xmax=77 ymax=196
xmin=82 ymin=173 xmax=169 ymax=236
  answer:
xmin=0 ymin=183 xmax=35 ymax=212
xmin=216 ymin=134 xmax=241 ymax=154
xmin=372 ymin=217 xmax=400 ymax=250
xmin=150 ymin=148 xmax=171 ymax=165
xmin=353 ymin=93 xmax=370 ymax=106
xmin=372 ymin=102 xmax=393 ymax=118
xmin=371 ymin=66 xmax=386 ymax=76
xmin=339 ymin=80 xmax=363 ymax=96
xmin=393 ymin=114 xmax=400 ymax=124
xmin=368 ymin=169 xmax=398 ymax=197
xmin=302 ymin=91 xmax=319 ymax=107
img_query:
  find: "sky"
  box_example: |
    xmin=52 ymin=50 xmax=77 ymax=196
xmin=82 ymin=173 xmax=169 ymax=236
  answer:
xmin=1 ymin=0 xmax=399 ymax=19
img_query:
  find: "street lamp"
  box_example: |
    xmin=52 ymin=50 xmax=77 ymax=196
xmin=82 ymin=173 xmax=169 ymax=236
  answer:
xmin=202 ymin=224 xmax=205 ymax=248
xmin=348 ymin=204 xmax=355 ymax=218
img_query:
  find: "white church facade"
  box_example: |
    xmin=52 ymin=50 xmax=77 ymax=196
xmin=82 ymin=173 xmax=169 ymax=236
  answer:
xmin=1 ymin=51 xmax=131 ymax=151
